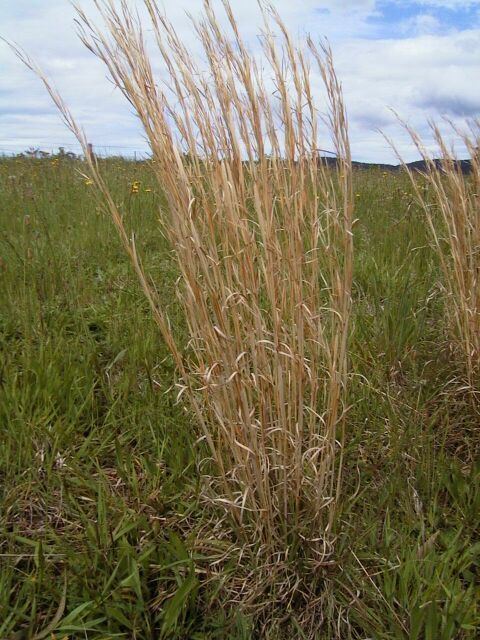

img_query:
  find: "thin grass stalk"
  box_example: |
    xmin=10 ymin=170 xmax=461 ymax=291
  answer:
xmin=14 ymin=0 xmax=354 ymax=564
xmin=389 ymin=120 xmax=479 ymax=390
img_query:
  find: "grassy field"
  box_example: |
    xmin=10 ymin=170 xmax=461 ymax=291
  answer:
xmin=1 ymin=156 xmax=479 ymax=638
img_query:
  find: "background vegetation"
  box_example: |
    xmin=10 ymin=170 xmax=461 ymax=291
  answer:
xmin=1 ymin=156 xmax=478 ymax=638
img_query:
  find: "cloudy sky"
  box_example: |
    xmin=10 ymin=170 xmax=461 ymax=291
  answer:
xmin=1 ymin=0 xmax=479 ymax=162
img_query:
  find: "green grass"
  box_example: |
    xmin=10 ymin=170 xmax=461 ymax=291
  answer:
xmin=1 ymin=157 xmax=478 ymax=638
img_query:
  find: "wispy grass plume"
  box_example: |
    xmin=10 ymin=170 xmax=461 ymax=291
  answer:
xmin=391 ymin=120 xmax=479 ymax=393
xmin=13 ymin=0 xmax=354 ymax=607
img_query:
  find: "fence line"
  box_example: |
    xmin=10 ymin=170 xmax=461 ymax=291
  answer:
xmin=1 ymin=142 xmax=338 ymax=161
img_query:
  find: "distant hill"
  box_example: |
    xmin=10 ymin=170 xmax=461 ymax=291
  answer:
xmin=401 ymin=158 xmax=473 ymax=174
xmin=322 ymin=157 xmax=473 ymax=174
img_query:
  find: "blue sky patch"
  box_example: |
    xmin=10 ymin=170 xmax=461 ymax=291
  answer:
xmin=368 ymin=1 xmax=480 ymax=38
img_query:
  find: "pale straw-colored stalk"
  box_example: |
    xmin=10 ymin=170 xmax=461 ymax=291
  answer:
xmin=391 ymin=120 xmax=479 ymax=391
xmin=14 ymin=0 xmax=354 ymax=566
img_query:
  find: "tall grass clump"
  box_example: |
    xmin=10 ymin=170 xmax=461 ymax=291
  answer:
xmin=15 ymin=0 xmax=354 ymax=605
xmin=394 ymin=122 xmax=479 ymax=392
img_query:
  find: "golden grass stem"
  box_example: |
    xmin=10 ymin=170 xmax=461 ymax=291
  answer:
xmin=390 ymin=120 xmax=479 ymax=391
xmin=13 ymin=0 xmax=354 ymax=566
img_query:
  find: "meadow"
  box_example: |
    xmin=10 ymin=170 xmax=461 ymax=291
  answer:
xmin=0 ymin=154 xmax=478 ymax=639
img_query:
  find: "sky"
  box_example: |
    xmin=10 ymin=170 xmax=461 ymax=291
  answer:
xmin=1 ymin=0 xmax=479 ymax=162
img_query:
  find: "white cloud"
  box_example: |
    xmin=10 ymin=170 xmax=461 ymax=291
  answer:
xmin=336 ymin=27 xmax=480 ymax=159
xmin=401 ymin=14 xmax=442 ymax=35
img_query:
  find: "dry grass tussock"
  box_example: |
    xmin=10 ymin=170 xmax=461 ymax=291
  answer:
xmin=393 ymin=121 xmax=479 ymax=394
xmin=13 ymin=0 xmax=354 ymax=612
